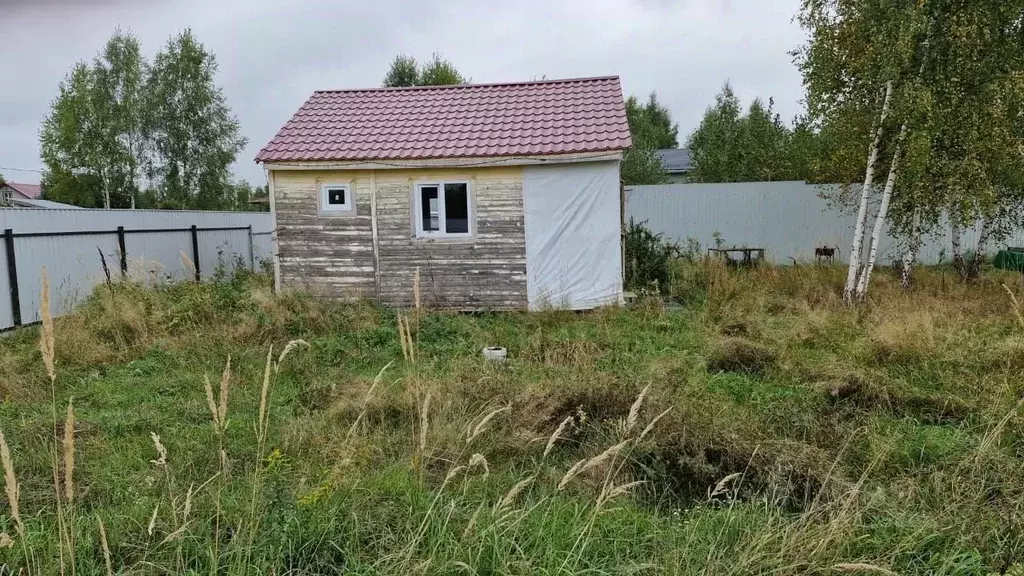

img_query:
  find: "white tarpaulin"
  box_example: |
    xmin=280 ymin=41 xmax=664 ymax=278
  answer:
xmin=523 ymin=161 xmax=623 ymax=310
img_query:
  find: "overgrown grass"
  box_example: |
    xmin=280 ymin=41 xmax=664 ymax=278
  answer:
xmin=1 ymin=261 xmax=1024 ymax=575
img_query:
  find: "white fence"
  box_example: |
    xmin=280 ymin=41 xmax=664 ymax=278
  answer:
xmin=625 ymin=181 xmax=1024 ymax=265
xmin=0 ymin=209 xmax=273 ymax=330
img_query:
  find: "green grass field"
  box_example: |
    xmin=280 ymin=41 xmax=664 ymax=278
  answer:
xmin=1 ymin=262 xmax=1024 ymax=575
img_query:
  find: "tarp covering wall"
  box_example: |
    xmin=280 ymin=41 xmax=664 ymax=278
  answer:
xmin=523 ymin=161 xmax=623 ymax=310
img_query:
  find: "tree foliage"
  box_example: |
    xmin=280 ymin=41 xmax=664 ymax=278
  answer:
xmin=686 ymin=82 xmax=817 ymax=183
xmin=622 ymin=92 xmax=676 ymax=185
xmin=40 ymin=29 xmax=248 ymax=210
xmin=626 ymin=93 xmax=678 ymax=149
xmin=797 ymin=0 xmax=1024 ymax=286
xmin=147 ymin=29 xmax=247 ymax=210
xmin=382 ymin=55 xmax=420 ymax=88
xmin=382 ymin=52 xmax=467 ymax=87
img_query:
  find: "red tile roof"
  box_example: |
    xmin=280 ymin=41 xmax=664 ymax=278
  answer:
xmin=256 ymin=76 xmax=632 ymax=163
xmin=6 ymin=182 xmax=41 ymax=199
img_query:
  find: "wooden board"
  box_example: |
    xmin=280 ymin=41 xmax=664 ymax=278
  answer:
xmin=271 ymin=167 xmax=528 ymax=310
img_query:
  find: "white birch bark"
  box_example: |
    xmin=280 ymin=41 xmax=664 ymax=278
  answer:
xmin=844 ymin=81 xmax=894 ymax=302
xmin=856 ymin=123 xmax=908 ymax=300
xmin=100 ymin=169 xmax=111 ymax=209
xmin=968 ymin=217 xmax=992 ymax=279
xmin=950 ymin=210 xmax=965 ymax=276
xmin=900 ymin=210 xmax=920 ymax=289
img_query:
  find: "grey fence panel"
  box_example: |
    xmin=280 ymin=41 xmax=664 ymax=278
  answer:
xmin=0 ymin=209 xmax=273 ymax=330
xmin=197 ymin=228 xmax=252 ymax=279
xmin=125 ymin=231 xmax=194 ymax=282
xmin=15 ymin=234 xmax=122 ymax=325
xmin=0 ymin=240 xmax=10 ymax=329
xmin=252 ymin=232 xmax=273 ymax=266
xmin=626 ymin=182 xmax=1024 ymax=265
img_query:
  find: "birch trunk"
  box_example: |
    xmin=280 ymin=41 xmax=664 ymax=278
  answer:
xmin=844 ymin=81 xmax=894 ymax=303
xmin=967 ymin=218 xmax=991 ymax=279
xmin=900 ymin=211 xmax=920 ymax=289
xmin=855 ymin=123 xmax=908 ymax=300
xmin=950 ymin=213 xmax=965 ymax=277
xmin=100 ymin=169 xmax=111 ymax=209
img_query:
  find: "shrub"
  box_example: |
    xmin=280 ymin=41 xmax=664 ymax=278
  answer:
xmin=624 ymin=218 xmax=680 ymax=294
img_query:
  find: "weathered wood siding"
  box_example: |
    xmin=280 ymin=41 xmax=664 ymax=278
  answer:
xmin=272 ymin=170 xmax=376 ymax=298
xmin=272 ymin=167 xmax=527 ymax=309
xmin=376 ymin=167 xmax=527 ymax=309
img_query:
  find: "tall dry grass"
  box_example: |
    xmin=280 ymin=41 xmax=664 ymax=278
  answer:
xmin=1 ymin=264 xmax=1022 ymax=574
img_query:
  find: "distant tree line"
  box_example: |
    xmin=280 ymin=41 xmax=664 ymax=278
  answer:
xmin=40 ymin=29 xmax=257 ymax=211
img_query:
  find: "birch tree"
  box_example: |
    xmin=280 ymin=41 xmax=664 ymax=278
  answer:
xmin=41 ymin=31 xmax=149 ymax=209
xmin=798 ymin=0 xmax=932 ymax=301
xmin=147 ymin=29 xmax=246 ymax=209
xmin=802 ymin=0 xmax=1024 ymax=295
xmin=932 ymin=2 xmax=1024 ymax=280
xmin=40 ymin=63 xmax=110 ymax=207
xmin=92 ymin=30 xmax=149 ymax=209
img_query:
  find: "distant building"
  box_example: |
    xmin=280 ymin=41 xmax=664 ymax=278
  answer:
xmin=9 ymin=198 xmax=84 ymax=209
xmin=655 ymin=149 xmax=693 ymax=183
xmin=0 ymin=182 xmax=42 ymax=206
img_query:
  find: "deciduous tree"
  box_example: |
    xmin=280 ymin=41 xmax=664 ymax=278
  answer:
xmin=797 ymin=0 xmax=931 ymax=300
xmin=147 ymin=29 xmax=246 ymax=209
xmin=92 ymin=30 xmax=148 ymax=209
xmin=383 ymin=54 xmax=419 ymax=88
xmin=799 ymin=0 xmax=1024 ymax=294
xmin=381 ymin=52 xmax=467 ymax=87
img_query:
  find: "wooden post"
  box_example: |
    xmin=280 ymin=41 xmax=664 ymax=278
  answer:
xmin=247 ymin=225 xmax=256 ymax=271
xmin=117 ymin=226 xmax=128 ymax=277
xmin=190 ymin=225 xmax=201 ymax=282
xmin=3 ymin=229 xmax=20 ymax=327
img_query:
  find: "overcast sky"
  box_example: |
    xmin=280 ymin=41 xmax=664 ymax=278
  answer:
xmin=0 ymin=0 xmax=806 ymax=186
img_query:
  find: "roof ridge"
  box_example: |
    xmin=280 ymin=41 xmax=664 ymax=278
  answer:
xmin=314 ymin=75 xmax=620 ymax=94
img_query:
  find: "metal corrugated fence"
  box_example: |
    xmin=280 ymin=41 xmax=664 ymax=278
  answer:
xmin=0 ymin=209 xmax=273 ymax=330
xmin=625 ymin=181 xmax=1024 ymax=265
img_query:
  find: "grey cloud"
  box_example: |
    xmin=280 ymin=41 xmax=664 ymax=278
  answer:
xmin=0 ymin=0 xmax=806 ymax=186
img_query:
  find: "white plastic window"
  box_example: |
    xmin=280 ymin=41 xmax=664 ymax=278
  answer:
xmin=320 ymin=184 xmax=353 ymax=214
xmin=414 ymin=182 xmax=471 ymax=237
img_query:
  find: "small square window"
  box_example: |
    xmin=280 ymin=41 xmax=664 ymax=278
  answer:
xmin=320 ymin=184 xmax=353 ymax=214
xmin=414 ymin=181 xmax=472 ymax=238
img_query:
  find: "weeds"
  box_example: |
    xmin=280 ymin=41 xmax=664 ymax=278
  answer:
xmin=1 ymin=264 xmax=1023 ymax=574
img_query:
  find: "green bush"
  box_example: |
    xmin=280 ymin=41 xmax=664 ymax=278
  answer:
xmin=624 ymin=218 xmax=680 ymax=294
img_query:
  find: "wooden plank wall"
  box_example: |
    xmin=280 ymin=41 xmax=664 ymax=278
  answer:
xmin=375 ymin=167 xmax=527 ymax=309
xmin=272 ymin=170 xmax=377 ymax=298
xmin=272 ymin=167 xmax=528 ymax=310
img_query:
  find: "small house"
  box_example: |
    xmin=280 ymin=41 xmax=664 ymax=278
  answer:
xmin=256 ymin=76 xmax=632 ymax=310
xmin=0 ymin=182 xmax=42 ymax=206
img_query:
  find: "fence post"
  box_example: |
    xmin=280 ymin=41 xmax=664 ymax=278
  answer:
xmin=3 ymin=229 xmax=20 ymax=327
xmin=117 ymin=226 xmax=127 ymax=278
xmin=247 ymin=224 xmax=255 ymax=272
xmin=190 ymin=225 xmax=201 ymax=282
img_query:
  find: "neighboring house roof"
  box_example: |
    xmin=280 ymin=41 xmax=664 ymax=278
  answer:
xmin=4 ymin=182 xmax=42 ymax=199
xmin=655 ymin=149 xmax=693 ymax=173
xmin=9 ymin=198 xmax=84 ymax=209
xmin=256 ymin=76 xmax=632 ymax=163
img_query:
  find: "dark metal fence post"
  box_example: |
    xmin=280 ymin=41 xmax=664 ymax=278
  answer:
xmin=247 ymin=225 xmax=255 ymax=271
xmin=117 ymin=226 xmax=127 ymax=277
xmin=3 ymin=229 xmax=21 ymax=327
xmin=190 ymin=225 xmax=201 ymax=282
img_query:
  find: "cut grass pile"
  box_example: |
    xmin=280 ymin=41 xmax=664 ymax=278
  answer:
xmin=0 ymin=262 xmax=1023 ymax=574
